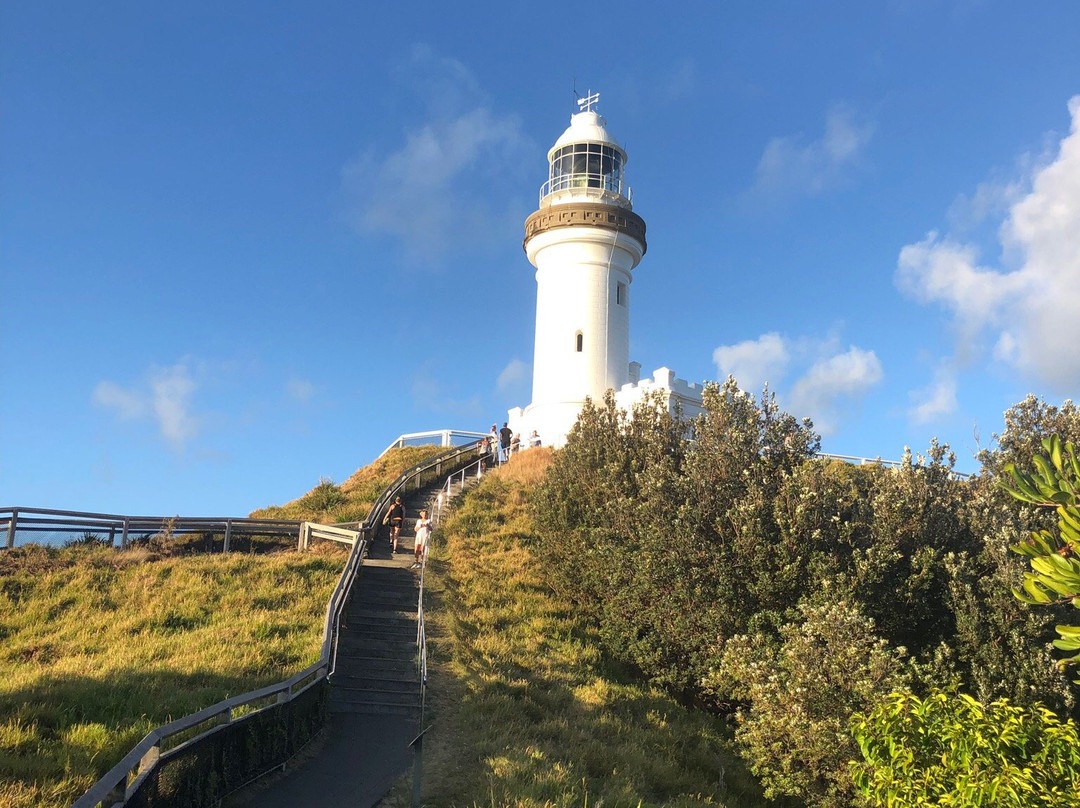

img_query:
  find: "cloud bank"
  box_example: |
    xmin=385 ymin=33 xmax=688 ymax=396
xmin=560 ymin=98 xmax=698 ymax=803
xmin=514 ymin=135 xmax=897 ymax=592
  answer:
xmin=712 ymin=331 xmax=883 ymax=436
xmin=896 ymin=95 xmax=1080 ymax=393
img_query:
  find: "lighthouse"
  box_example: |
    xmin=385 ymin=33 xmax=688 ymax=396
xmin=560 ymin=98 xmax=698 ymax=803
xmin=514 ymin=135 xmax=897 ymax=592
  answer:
xmin=508 ymin=94 xmax=702 ymax=447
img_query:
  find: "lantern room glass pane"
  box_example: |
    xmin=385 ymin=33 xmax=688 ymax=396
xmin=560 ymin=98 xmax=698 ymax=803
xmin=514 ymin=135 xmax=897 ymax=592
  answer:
xmin=547 ymin=144 xmax=625 ymax=196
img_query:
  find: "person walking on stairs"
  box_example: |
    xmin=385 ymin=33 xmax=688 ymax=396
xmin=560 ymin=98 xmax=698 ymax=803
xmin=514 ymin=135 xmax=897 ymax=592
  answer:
xmin=383 ymin=496 xmax=406 ymax=553
xmin=499 ymin=422 xmax=512 ymax=462
xmin=412 ymin=509 xmax=432 ymax=568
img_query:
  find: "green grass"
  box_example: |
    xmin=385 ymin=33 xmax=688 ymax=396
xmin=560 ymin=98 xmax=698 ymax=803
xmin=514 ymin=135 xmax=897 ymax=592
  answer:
xmin=418 ymin=450 xmax=773 ymax=808
xmin=0 ymin=542 xmax=347 ymax=808
xmin=250 ymin=444 xmax=447 ymax=523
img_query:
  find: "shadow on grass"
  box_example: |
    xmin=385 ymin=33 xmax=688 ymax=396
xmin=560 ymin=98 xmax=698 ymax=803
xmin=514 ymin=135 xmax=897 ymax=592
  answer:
xmin=421 ymin=567 xmax=784 ymax=808
xmin=0 ymin=666 xmax=296 ymax=790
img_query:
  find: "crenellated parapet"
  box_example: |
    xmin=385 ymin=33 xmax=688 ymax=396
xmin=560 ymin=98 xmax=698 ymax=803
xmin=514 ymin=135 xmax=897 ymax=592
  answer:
xmin=614 ymin=367 xmax=705 ymax=422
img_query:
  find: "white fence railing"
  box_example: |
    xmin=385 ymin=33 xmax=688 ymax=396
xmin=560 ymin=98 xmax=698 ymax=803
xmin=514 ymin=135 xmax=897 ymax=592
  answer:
xmin=379 ymin=429 xmax=488 ymax=458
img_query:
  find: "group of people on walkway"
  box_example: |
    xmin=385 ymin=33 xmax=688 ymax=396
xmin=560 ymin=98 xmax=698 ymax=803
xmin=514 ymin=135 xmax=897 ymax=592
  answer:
xmin=382 ymin=495 xmax=431 ymax=569
xmin=484 ymin=423 xmax=541 ymax=464
xmin=383 ymin=422 xmax=544 ymax=570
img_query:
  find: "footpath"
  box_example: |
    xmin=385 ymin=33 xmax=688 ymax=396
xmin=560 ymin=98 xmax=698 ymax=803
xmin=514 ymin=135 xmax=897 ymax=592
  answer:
xmin=229 ymin=483 xmax=436 ymax=808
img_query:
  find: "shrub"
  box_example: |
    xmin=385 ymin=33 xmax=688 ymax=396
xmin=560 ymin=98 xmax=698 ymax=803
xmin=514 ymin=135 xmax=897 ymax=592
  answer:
xmin=851 ymin=689 xmax=1080 ymax=807
xmin=716 ymin=600 xmax=907 ymax=808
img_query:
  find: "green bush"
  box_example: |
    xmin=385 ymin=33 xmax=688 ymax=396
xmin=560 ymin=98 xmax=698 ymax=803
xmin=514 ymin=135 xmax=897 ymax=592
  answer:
xmin=851 ymin=689 xmax=1080 ymax=807
xmin=532 ymin=386 xmax=1080 ymax=802
xmin=716 ymin=600 xmax=907 ymax=808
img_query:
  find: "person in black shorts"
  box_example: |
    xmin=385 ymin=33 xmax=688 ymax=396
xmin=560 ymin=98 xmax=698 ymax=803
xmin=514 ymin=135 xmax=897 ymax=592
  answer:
xmin=499 ymin=422 xmax=512 ymax=462
xmin=383 ymin=496 xmax=406 ymax=552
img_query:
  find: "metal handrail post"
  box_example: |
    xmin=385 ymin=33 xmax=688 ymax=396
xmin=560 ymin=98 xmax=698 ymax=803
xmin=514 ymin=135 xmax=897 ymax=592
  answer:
xmin=6 ymin=509 xmax=16 ymax=549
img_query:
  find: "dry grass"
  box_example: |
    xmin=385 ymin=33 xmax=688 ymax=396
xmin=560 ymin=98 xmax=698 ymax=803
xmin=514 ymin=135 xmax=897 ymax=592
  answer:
xmin=0 ymin=543 xmax=347 ymax=808
xmin=249 ymin=445 xmax=446 ymax=523
xmin=417 ymin=454 xmax=770 ymax=808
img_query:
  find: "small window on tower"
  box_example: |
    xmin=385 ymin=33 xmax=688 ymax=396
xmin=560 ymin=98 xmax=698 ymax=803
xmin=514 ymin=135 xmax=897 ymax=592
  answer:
xmin=617 ymin=282 xmax=627 ymax=306
xmin=575 ymin=332 xmax=583 ymax=352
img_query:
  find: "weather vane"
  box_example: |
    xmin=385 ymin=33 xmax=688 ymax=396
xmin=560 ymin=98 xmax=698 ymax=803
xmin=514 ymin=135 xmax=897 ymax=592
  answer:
xmin=577 ymin=91 xmax=600 ymax=113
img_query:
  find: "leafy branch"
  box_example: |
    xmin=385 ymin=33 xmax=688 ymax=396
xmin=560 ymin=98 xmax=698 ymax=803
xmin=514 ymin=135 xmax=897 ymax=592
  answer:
xmin=1001 ymin=435 xmax=1080 ymax=670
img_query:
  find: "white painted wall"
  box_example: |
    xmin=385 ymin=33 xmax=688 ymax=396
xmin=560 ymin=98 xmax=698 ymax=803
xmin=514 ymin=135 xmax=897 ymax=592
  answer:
xmin=527 ymin=227 xmax=642 ymax=407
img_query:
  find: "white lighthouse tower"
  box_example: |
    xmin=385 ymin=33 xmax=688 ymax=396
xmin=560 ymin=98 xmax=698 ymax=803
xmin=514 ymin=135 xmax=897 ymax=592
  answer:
xmin=508 ymin=94 xmax=647 ymax=445
xmin=508 ymin=94 xmax=702 ymax=448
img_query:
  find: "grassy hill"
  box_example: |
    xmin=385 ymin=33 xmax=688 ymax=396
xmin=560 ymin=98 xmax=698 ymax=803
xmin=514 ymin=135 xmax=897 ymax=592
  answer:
xmin=417 ymin=450 xmax=774 ymax=807
xmin=0 ymin=543 xmax=346 ymax=808
xmin=0 ymin=445 xmax=444 ymax=808
xmin=250 ymin=444 xmax=447 ymax=523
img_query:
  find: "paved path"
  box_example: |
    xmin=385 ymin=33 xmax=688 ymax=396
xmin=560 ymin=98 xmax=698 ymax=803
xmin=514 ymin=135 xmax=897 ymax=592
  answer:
xmin=231 ymin=486 xmax=437 ymax=808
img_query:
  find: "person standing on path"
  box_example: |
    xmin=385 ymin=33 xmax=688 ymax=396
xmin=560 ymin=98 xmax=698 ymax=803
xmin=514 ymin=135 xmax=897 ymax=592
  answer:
xmin=499 ymin=422 xmax=512 ymax=462
xmin=412 ymin=509 xmax=432 ymax=568
xmin=383 ymin=496 xmax=406 ymax=553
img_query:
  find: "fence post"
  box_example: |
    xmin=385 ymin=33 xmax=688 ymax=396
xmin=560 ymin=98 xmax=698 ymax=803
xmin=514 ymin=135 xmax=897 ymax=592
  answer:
xmin=223 ymin=519 xmax=232 ymax=553
xmin=103 ymin=773 xmax=129 ymax=805
xmin=121 ymin=518 xmax=130 ymax=549
xmin=5 ymin=510 xmax=16 ymax=549
xmin=139 ymin=745 xmax=160 ymax=776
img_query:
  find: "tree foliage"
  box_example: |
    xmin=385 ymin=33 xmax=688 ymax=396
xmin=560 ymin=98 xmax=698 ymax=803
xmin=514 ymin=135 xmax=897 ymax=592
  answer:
xmin=532 ymin=385 xmax=1080 ymax=804
xmin=1001 ymin=434 xmax=1080 ymax=671
xmin=718 ymin=601 xmax=906 ymax=808
xmin=851 ymin=689 xmax=1080 ymax=807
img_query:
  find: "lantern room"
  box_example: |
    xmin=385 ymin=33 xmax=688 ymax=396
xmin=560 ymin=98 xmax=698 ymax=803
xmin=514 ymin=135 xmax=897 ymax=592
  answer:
xmin=539 ymin=109 xmax=633 ymax=209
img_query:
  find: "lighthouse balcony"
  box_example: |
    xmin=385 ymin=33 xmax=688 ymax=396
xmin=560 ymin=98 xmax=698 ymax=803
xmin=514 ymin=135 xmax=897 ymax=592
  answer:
xmin=540 ymin=174 xmax=633 ymax=207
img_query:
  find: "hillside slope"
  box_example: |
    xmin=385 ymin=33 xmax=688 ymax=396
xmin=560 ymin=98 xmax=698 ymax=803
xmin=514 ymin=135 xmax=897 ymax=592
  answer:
xmin=0 ymin=445 xmax=446 ymax=808
xmin=0 ymin=544 xmax=346 ymax=808
xmin=418 ymin=451 xmax=772 ymax=807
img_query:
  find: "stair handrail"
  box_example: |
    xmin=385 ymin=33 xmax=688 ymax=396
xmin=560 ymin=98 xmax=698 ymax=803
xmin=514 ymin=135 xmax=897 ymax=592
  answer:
xmin=415 ymin=451 xmax=490 ymax=739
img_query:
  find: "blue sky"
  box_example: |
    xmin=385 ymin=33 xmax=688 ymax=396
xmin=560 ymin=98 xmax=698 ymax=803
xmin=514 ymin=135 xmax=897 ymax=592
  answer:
xmin=4 ymin=2 xmax=1080 ymax=515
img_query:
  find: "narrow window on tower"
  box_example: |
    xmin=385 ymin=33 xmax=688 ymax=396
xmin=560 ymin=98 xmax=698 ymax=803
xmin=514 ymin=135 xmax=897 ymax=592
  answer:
xmin=575 ymin=331 xmax=583 ymax=352
xmin=616 ymin=282 xmax=627 ymax=306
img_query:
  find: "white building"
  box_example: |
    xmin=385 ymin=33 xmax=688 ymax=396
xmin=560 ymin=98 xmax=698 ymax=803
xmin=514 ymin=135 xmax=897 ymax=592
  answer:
xmin=508 ymin=95 xmax=703 ymax=447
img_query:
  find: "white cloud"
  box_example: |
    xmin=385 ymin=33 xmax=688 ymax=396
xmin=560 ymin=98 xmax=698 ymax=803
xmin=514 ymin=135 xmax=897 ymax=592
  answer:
xmin=343 ymin=47 xmax=532 ymax=263
xmin=93 ymin=362 xmax=200 ymax=449
xmin=150 ymin=365 xmax=198 ymax=448
xmin=788 ymin=347 xmax=884 ymax=436
xmin=496 ymin=358 xmax=529 ymax=393
xmin=752 ymin=104 xmax=874 ymax=198
xmin=711 ymin=331 xmax=883 ymax=435
xmin=712 ymin=332 xmax=789 ymax=392
xmin=92 ymin=381 xmax=146 ymax=420
xmin=896 ymin=95 xmax=1080 ymax=393
xmin=908 ymin=364 xmax=958 ymax=425
xmin=286 ymin=378 xmax=315 ymax=403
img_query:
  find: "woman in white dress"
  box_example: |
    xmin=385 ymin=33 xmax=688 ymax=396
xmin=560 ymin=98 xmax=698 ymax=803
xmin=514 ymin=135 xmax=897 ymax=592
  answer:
xmin=413 ymin=509 xmax=432 ymax=568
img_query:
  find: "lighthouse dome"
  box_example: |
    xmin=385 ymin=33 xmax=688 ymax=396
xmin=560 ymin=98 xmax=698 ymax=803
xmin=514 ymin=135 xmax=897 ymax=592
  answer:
xmin=548 ymin=111 xmax=623 ymax=156
xmin=540 ymin=109 xmax=632 ymax=209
